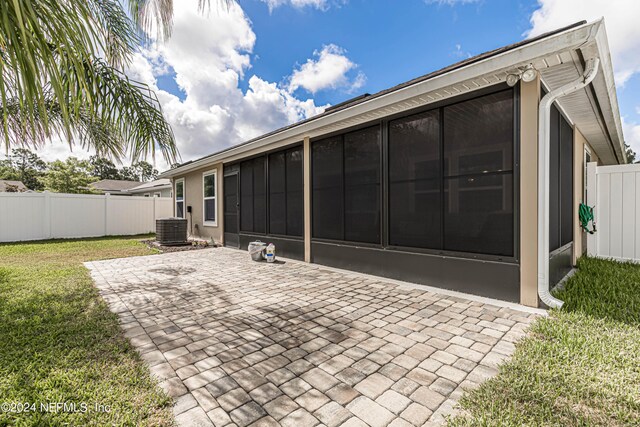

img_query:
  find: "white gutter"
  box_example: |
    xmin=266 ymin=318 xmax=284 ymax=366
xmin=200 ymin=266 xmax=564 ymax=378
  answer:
xmin=538 ymin=57 xmax=600 ymax=309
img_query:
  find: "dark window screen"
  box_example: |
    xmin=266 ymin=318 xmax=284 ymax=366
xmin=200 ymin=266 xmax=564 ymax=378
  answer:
xmin=312 ymin=137 xmax=343 ymax=240
xmin=286 ymin=148 xmax=304 ymax=237
xmin=344 ymin=126 xmax=381 ymax=243
xmin=269 ymin=152 xmax=286 ymax=235
xmin=240 ymin=157 xmax=266 ymax=233
xmin=549 ymin=106 xmax=561 ymax=251
xmin=253 ymin=158 xmax=266 ymax=233
xmin=442 ymin=90 xmax=514 ymax=256
xmin=224 ymin=174 xmax=238 ymax=234
xmin=443 ymin=90 xmax=513 ymax=177
xmin=444 ymin=174 xmax=514 ymax=256
xmin=240 ymin=162 xmax=253 ymax=232
xmin=268 ymin=147 xmax=303 ymax=237
xmin=389 ymin=110 xmax=441 ymax=249
xmin=560 ymin=117 xmax=574 ymax=246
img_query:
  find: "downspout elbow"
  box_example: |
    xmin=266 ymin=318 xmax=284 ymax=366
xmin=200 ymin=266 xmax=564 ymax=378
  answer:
xmin=537 ymin=57 xmax=600 ymax=309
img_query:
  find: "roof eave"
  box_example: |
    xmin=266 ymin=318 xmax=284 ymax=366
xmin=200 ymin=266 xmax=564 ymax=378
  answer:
xmin=160 ymin=20 xmax=605 ymax=178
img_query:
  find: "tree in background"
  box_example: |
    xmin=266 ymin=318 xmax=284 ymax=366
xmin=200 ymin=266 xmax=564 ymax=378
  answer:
xmin=119 ymin=161 xmax=158 ymax=182
xmin=41 ymin=158 xmax=96 ymax=194
xmin=625 ymin=143 xmax=637 ymax=164
xmin=89 ymin=155 xmax=120 ymax=180
xmin=0 ymin=148 xmax=47 ymax=190
xmin=0 ymin=0 xmax=196 ymax=164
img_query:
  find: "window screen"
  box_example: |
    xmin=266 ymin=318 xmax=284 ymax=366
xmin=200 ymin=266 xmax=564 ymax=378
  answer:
xmin=549 ymin=106 xmax=561 ymax=251
xmin=443 ymin=90 xmax=514 ymax=256
xmin=240 ymin=160 xmax=253 ymax=232
xmin=443 ymin=90 xmax=513 ymax=177
xmin=269 ymin=152 xmax=286 ymax=235
xmin=344 ymin=126 xmax=381 ymax=243
xmin=312 ymin=136 xmax=344 ymax=240
xmin=444 ymin=174 xmax=514 ymax=256
xmin=267 ymin=147 xmax=303 ymax=237
xmin=240 ymin=157 xmax=266 ymax=233
xmin=286 ymin=148 xmax=304 ymax=237
xmin=253 ymin=158 xmax=266 ymax=233
xmin=389 ymin=110 xmax=441 ymax=249
xmin=560 ymin=117 xmax=574 ymax=246
xmin=224 ymin=174 xmax=238 ymax=234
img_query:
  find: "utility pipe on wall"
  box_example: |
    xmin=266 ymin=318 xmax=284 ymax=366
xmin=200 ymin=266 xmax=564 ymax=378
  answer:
xmin=538 ymin=57 xmax=600 ymax=309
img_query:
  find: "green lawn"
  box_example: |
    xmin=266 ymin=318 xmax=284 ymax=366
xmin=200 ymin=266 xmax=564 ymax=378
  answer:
xmin=0 ymin=236 xmax=174 ymax=427
xmin=448 ymin=257 xmax=640 ymax=426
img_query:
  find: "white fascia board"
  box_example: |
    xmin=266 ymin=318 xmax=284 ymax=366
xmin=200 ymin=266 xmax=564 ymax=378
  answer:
xmin=161 ymin=21 xmax=599 ymax=178
xmin=588 ymin=20 xmax=626 ymax=163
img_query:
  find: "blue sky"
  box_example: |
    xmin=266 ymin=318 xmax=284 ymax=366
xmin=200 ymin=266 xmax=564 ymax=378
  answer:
xmin=238 ymin=0 xmax=540 ymax=106
xmin=33 ymin=0 xmax=640 ymax=167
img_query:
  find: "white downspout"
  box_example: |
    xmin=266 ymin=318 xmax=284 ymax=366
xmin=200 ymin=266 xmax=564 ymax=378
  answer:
xmin=538 ymin=57 xmax=600 ymax=309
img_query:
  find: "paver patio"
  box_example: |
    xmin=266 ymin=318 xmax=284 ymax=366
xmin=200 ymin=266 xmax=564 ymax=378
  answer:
xmin=86 ymin=248 xmax=540 ymax=427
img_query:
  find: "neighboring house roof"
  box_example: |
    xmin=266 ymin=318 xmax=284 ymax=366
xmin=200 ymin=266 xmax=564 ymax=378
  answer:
xmin=0 ymin=180 xmax=29 ymax=192
xmin=90 ymin=179 xmax=141 ymax=193
xmin=160 ymin=19 xmax=625 ymax=179
xmin=126 ymin=179 xmax=172 ymax=193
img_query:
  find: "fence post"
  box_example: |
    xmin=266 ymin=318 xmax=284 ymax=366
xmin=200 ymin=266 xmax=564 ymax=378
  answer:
xmin=586 ymin=162 xmax=597 ymax=256
xmin=153 ymin=196 xmax=157 ymax=233
xmin=104 ymin=193 xmax=110 ymax=236
xmin=43 ymin=191 xmax=52 ymax=239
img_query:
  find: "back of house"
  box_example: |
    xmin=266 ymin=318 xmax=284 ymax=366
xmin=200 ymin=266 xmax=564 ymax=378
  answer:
xmin=161 ymin=19 xmax=625 ymax=308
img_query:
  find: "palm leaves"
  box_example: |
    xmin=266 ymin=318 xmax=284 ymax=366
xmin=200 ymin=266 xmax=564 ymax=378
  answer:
xmin=0 ymin=0 xmax=231 ymax=164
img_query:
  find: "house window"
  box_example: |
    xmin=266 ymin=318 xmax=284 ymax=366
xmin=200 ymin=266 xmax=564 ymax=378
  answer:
xmin=175 ymin=179 xmax=185 ymax=218
xmin=154 ymin=192 xmax=161 ymax=197
xmin=312 ymin=126 xmax=381 ymax=244
xmin=144 ymin=193 xmax=150 ymax=197
xmin=203 ymin=170 xmax=217 ymax=226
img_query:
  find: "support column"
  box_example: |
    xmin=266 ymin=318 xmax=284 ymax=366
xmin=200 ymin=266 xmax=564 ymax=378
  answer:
xmin=520 ymin=77 xmax=540 ymax=307
xmin=304 ymin=136 xmax=312 ymax=263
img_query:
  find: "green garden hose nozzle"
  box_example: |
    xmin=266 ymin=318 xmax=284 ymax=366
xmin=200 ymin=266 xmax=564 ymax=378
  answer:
xmin=579 ymin=202 xmax=596 ymax=234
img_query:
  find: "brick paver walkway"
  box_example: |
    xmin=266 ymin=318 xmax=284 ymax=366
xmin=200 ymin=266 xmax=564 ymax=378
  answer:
xmin=86 ymin=248 xmax=539 ymax=427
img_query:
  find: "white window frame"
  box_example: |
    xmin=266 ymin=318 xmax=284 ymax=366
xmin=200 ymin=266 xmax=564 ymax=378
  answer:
xmin=154 ymin=192 xmax=161 ymax=197
xmin=175 ymin=178 xmax=185 ymax=218
xmin=144 ymin=193 xmax=150 ymax=197
xmin=202 ymin=169 xmax=218 ymax=227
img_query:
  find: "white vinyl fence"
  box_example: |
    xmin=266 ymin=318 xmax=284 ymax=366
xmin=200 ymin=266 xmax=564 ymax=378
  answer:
xmin=0 ymin=192 xmax=173 ymax=243
xmin=586 ymin=162 xmax=640 ymax=262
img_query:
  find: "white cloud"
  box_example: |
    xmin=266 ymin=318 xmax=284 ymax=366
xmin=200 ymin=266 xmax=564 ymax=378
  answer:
xmin=424 ymin=0 xmax=480 ymax=5
xmin=260 ymin=0 xmax=329 ymax=12
xmin=452 ymin=43 xmax=472 ymax=59
xmin=622 ymin=117 xmax=640 ymax=161
xmin=288 ymin=44 xmax=364 ymax=94
xmin=33 ymin=0 xmax=355 ymax=171
xmin=527 ymin=0 xmax=640 ymax=86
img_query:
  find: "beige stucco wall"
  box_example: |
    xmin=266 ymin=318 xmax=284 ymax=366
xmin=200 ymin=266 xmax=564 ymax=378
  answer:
xmin=173 ymin=162 xmax=224 ymax=244
xmin=519 ymin=77 xmax=540 ymax=308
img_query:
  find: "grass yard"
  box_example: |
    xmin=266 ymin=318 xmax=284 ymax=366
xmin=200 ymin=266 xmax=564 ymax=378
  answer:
xmin=0 ymin=236 xmax=174 ymax=426
xmin=448 ymin=257 xmax=640 ymax=426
